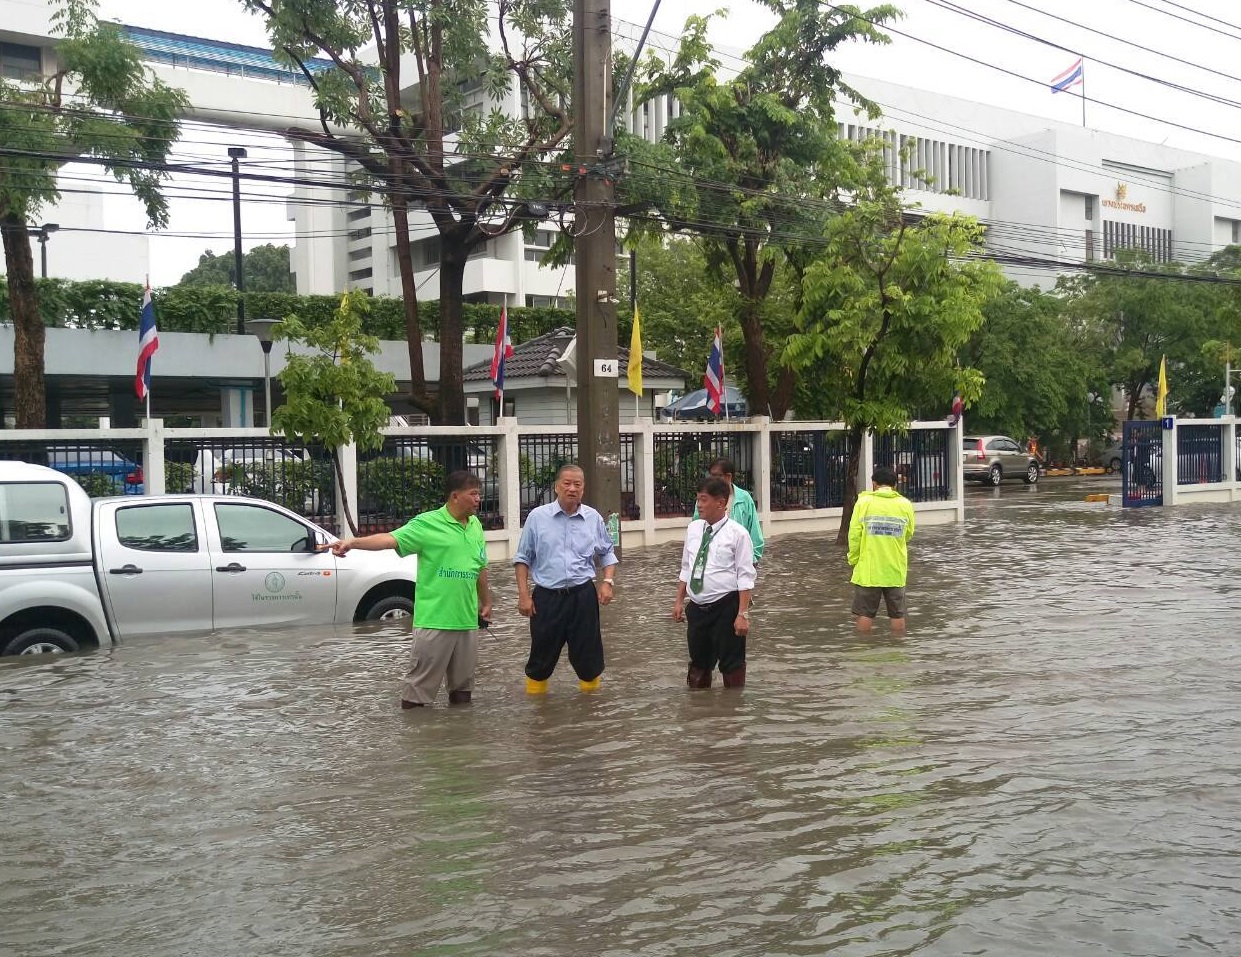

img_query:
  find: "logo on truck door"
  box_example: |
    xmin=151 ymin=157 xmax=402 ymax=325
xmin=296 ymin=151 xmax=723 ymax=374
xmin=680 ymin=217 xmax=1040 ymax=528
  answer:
xmin=252 ymin=571 xmax=303 ymax=603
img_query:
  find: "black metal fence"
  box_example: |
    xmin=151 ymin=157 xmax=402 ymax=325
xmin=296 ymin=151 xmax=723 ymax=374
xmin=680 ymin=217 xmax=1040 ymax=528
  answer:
xmin=1121 ymin=419 xmax=1163 ymax=507
xmin=0 ymin=437 xmax=147 ymax=498
xmin=1 ymin=424 xmax=968 ymax=535
xmin=873 ymin=430 xmax=952 ymax=503
xmin=163 ymin=435 xmax=339 ymax=530
xmin=651 ymin=430 xmax=753 ymax=517
xmin=356 ymin=435 xmax=503 ymax=532
xmin=1177 ymin=424 xmax=1223 ymax=485
xmin=770 ymin=430 xmax=853 ymax=510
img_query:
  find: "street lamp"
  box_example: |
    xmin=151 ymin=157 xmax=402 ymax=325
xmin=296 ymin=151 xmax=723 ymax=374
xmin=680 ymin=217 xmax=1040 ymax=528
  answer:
xmin=228 ymin=146 xmax=248 ymax=336
xmin=29 ymin=223 xmax=58 ymax=278
xmin=246 ymin=317 xmax=282 ymax=427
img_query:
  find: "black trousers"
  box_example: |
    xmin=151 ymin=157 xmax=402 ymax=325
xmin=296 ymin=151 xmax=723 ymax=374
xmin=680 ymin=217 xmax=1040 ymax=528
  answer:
xmin=686 ymin=591 xmax=745 ymax=674
xmin=525 ymin=581 xmax=604 ymax=682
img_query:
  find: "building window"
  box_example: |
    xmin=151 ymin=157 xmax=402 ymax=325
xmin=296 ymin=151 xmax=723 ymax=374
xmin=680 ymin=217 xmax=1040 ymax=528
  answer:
xmin=0 ymin=42 xmax=41 ymax=80
xmin=491 ymin=396 xmax=516 ymax=420
xmin=348 ymin=267 xmax=373 ymax=282
xmin=348 ymin=247 xmax=372 ymax=262
xmin=525 ymin=295 xmax=565 ymax=308
xmin=347 ymin=207 xmax=371 ymax=222
xmin=1102 ymin=220 xmax=1173 ymax=262
xmin=348 ymin=227 xmax=372 ymax=242
xmin=1085 ymin=195 xmax=1095 ymax=221
xmin=413 ymin=236 xmax=441 ymax=268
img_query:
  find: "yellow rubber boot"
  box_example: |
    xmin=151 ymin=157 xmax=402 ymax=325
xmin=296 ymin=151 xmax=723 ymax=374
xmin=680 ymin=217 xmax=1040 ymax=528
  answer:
xmin=578 ymin=676 xmax=601 ymax=693
xmin=525 ymin=677 xmax=549 ymax=695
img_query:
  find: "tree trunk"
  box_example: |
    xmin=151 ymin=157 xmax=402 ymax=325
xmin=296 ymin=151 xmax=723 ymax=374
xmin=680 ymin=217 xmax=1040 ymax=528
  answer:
xmin=835 ymin=426 xmax=866 ymax=546
xmin=436 ymin=247 xmax=468 ymax=426
xmin=389 ymin=191 xmax=435 ymax=418
xmin=738 ymin=296 xmax=774 ymax=417
xmin=1 ymin=212 xmax=46 ymax=429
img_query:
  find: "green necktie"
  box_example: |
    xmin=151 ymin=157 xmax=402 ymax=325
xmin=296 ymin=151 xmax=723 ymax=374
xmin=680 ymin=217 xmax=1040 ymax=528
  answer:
xmin=689 ymin=524 xmax=715 ymax=594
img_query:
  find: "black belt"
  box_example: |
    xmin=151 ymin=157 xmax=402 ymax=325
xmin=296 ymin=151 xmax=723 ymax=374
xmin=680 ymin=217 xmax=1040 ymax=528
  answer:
xmin=534 ymin=580 xmax=595 ymax=596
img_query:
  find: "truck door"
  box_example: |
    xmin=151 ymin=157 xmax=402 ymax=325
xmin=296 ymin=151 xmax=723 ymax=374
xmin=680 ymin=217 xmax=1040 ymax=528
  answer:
xmin=95 ymin=500 xmax=214 ymax=637
xmin=207 ymin=501 xmax=338 ymax=629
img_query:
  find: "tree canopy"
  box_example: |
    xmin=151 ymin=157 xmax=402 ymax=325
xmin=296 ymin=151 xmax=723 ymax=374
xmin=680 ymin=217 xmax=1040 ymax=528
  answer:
xmin=243 ymin=0 xmax=577 ymax=423
xmin=785 ymin=155 xmax=1004 ymax=536
xmin=627 ymin=1 xmax=900 ymax=419
xmin=178 ymin=244 xmax=295 ymax=293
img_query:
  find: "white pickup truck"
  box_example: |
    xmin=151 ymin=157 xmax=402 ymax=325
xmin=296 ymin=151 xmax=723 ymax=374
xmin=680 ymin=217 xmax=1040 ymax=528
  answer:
xmin=0 ymin=461 xmax=416 ymax=655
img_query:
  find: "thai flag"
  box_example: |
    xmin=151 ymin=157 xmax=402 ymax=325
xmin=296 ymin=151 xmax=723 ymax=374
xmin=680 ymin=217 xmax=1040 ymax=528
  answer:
xmin=490 ymin=304 xmax=514 ymax=401
xmin=704 ymin=325 xmax=725 ymax=416
xmin=1050 ymin=57 xmax=1083 ymax=94
xmin=135 ymin=283 xmax=159 ymax=401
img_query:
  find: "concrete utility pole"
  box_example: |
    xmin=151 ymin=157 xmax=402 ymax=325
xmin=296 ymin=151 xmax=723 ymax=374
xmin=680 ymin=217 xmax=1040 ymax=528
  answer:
xmin=573 ymin=0 xmax=622 ymax=548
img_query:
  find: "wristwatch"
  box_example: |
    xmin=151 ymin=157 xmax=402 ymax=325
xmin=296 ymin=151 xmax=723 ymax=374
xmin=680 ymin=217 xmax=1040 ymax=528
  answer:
xmin=601 ymin=579 xmax=614 ymax=588
xmin=739 ymin=611 xmax=750 ymax=619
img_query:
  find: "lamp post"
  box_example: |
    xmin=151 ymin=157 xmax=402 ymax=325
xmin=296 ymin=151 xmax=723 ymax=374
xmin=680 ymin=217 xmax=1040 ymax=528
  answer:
xmin=246 ymin=317 xmax=282 ymax=426
xmin=228 ymin=146 xmax=248 ymax=336
xmin=29 ymin=223 xmax=58 ymax=278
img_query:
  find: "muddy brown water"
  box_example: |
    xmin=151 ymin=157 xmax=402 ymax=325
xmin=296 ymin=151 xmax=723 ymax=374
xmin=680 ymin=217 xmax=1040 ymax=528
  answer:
xmin=3 ymin=478 xmax=1240 ymax=956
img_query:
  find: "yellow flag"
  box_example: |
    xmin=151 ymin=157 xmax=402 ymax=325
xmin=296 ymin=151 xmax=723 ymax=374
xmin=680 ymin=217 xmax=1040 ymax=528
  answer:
xmin=627 ymin=305 xmax=643 ymax=396
xmin=1155 ymin=355 xmax=1168 ymax=417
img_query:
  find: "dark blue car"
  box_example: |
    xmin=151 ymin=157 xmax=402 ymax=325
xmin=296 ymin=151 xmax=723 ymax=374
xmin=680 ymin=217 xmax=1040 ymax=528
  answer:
xmin=45 ymin=447 xmax=145 ymax=495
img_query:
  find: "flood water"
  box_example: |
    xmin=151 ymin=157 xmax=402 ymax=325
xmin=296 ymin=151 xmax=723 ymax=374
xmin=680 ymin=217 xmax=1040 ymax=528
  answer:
xmin=4 ymin=478 xmax=1241 ymax=956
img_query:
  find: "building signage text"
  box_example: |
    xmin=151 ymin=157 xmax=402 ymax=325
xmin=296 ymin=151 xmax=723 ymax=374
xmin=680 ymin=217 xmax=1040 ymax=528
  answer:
xmin=1103 ymin=181 xmax=1146 ymax=213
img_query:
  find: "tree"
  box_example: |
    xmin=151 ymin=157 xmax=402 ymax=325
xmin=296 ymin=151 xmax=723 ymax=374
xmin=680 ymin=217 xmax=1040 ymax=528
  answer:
xmin=244 ymin=0 xmax=575 ymax=424
xmin=1058 ymin=252 xmax=1219 ymax=420
xmin=271 ymin=290 xmax=397 ymax=535
xmin=178 ymin=243 xmax=295 ymax=292
xmin=0 ymin=0 xmax=186 ymax=427
xmin=961 ymin=281 xmax=1107 ymax=460
xmin=784 ymin=161 xmax=1004 ymax=541
xmin=629 ymin=2 xmax=899 ymax=419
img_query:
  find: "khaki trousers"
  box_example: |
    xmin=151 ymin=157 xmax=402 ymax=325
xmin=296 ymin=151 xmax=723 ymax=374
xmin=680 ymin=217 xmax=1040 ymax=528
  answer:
xmin=401 ymin=628 xmax=479 ymax=704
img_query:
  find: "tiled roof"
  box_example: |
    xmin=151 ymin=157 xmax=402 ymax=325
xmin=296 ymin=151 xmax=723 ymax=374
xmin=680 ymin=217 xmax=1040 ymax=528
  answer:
xmin=462 ymin=326 xmax=688 ymax=383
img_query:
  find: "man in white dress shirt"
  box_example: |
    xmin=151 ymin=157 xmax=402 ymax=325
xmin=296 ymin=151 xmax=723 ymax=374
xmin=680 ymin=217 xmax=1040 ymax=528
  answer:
xmin=672 ymin=477 xmax=757 ymax=689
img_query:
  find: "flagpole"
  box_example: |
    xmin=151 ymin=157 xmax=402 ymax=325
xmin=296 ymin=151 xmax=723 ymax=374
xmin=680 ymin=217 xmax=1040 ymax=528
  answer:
xmin=498 ymin=295 xmax=506 ymax=421
xmin=1080 ymin=58 xmax=1087 ymax=128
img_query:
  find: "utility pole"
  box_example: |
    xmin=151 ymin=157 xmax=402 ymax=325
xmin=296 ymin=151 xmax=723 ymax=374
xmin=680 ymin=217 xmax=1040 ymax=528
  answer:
xmin=573 ymin=0 xmax=622 ymax=550
xmin=228 ymin=146 xmax=248 ymax=336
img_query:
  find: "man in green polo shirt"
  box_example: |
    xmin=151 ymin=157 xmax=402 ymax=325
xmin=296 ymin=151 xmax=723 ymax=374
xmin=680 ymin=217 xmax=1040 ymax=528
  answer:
xmin=329 ymin=470 xmax=491 ymax=708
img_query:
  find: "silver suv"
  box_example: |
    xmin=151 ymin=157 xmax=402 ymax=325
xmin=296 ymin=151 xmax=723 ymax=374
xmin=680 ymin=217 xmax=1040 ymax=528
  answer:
xmin=963 ymin=435 xmax=1040 ymax=486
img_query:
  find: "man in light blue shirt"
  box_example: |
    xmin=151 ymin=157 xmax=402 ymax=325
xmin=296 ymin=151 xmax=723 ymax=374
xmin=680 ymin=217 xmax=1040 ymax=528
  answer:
xmin=514 ymin=464 xmax=619 ymax=694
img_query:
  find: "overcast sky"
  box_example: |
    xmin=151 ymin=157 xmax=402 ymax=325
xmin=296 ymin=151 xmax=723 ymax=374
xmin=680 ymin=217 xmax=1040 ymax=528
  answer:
xmin=84 ymin=0 xmax=1241 ymax=284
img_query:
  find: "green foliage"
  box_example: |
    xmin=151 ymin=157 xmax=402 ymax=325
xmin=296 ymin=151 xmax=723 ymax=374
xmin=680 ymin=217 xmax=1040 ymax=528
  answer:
xmin=75 ymin=472 xmax=121 ymax=498
xmin=359 ymin=457 xmax=445 ymax=518
xmin=786 ymin=165 xmax=1004 ymax=436
xmin=270 ymin=291 xmax=397 ymax=456
xmin=0 ymin=276 xmax=573 ymax=343
xmin=222 ymin=460 xmax=333 ymax=514
xmin=243 ymin=0 xmax=577 ymax=420
xmin=653 ymin=447 xmax=718 ymax=514
xmin=1057 ymin=251 xmax=1241 ymax=419
xmin=626 ymin=2 xmax=901 ymax=417
xmin=963 ymin=282 xmax=1108 ymax=450
xmin=164 ymin=460 xmax=196 ymax=494
xmin=178 ymin=244 xmax=295 ymax=293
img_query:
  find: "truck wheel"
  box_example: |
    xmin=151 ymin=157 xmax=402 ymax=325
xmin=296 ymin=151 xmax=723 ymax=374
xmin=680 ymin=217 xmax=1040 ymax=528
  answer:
xmin=363 ymin=596 xmax=413 ymax=621
xmin=4 ymin=627 xmax=80 ymax=656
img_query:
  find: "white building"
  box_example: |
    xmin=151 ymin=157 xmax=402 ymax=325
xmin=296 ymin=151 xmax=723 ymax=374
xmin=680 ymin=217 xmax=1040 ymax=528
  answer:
xmin=0 ymin=9 xmax=150 ymax=283
xmin=7 ymin=7 xmax=1241 ymax=302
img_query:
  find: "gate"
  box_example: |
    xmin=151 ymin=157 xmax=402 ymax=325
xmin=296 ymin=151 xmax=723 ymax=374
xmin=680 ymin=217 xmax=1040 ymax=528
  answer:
xmin=1121 ymin=420 xmax=1163 ymax=508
